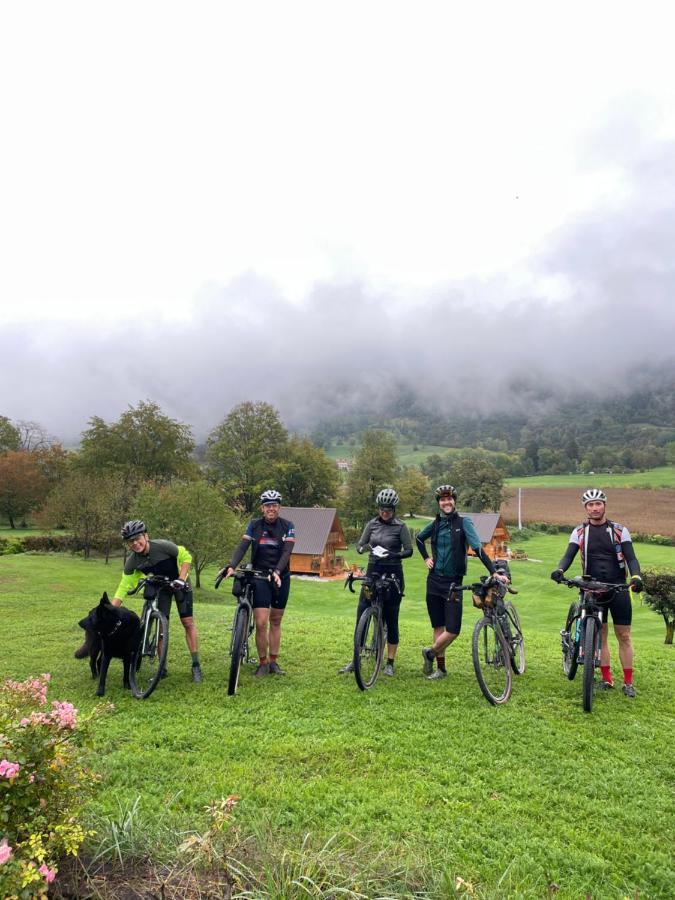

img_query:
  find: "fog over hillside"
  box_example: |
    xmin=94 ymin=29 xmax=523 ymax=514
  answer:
xmin=4 ymin=133 xmax=675 ymax=443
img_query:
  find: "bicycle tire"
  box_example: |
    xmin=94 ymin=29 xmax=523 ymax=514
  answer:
xmin=503 ymin=601 xmax=526 ymax=675
xmin=581 ymin=615 xmax=597 ymax=713
xmin=353 ymin=605 xmax=385 ymax=691
xmin=130 ymin=609 xmax=169 ymax=700
xmin=472 ymin=617 xmax=512 ymax=705
xmin=228 ymin=605 xmax=249 ymax=696
xmin=562 ymin=601 xmax=581 ymax=681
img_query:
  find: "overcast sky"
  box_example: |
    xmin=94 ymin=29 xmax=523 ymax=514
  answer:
xmin=2 ymin=2 xmax=675 ymax=440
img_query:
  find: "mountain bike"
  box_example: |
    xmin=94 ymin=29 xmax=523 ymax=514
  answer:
xmin=216 ymin=564 xmax=269 ymax=696
xmin=126 ymin=574 xmax=174 ymax=699
xmin=449 ymin=576 xmax=524 ymax=705
xmin=557 ymin=575 xmax=630 ymax=713
xmin=344 ymin=570 xmax=401 ymax=691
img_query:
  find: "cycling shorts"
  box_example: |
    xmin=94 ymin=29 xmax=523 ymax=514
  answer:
xmin=158 ymin=587 xmax=194 ymax=620
xmin=426 ymin=573 xmax=464 ymax=634
xmin=253 ymin=574 xmax=291 ymax=610
xmin=591 ymin=585 xmax=632 ymax=627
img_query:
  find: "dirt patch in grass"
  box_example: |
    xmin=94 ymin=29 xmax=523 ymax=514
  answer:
xmin=501 ymin=487 xmax=675 ymax=538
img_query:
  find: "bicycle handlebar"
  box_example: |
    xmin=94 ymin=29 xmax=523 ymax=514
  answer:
xmin=558 ymin=575 xmax=629 ymax=594
xmin=215 ymin=564 xmax=271 ymax=590
xmin=344 ymin=571 xmax=400 ymax=593
xmin=127 ymin=574 xmax=180 ymax=596
xmin=449 ymin=577 xmax=518 ymax=596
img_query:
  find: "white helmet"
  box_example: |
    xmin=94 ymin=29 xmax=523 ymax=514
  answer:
xmin=260 ymin=489 xmax=282 ymax=505
xmin=376 ymin=488 xmax=399 ymax=508
xmin=582 ymin=488 xmax=607 ymax=505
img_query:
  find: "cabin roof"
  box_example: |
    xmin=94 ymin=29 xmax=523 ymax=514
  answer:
xmin=281 ymin=507 xmax=346 ymax=555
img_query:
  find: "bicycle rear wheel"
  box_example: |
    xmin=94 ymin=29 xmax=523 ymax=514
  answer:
xmin=472 ymin=617 xmax=512 ymax=705
xmin=503 ymin=601 xmax=526 ymax=675
xmin=562 ymin=601 xmax=581 ymax=681
xmin=228 ymin=605 xmax=249 ymax=696
xmin=130 ymin=609 xmax=168 ymax=700
xmin=353 ymin=606 xmax=385 ymax=691
xmin=581 ymin=616 xmax=597 ymax=713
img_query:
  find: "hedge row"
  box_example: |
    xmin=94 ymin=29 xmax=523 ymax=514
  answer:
xmin=0 ymin=535 xmax=121 ymax=556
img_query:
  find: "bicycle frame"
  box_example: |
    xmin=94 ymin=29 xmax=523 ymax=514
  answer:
xmin=345 ymin=570 xmax=401 ymax=691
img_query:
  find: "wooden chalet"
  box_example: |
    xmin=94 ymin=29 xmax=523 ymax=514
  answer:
xmin=463 ymin=512 xmax=512 ymax=560
xmin=281 ymin=506 xmax=349 ymax=577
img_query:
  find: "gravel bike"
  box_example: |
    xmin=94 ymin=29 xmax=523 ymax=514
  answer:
xmin=344 ymin=570 xmax=401 ymax=691
xmin=126 ymin=574 xmax=175 ymax=699
xmin=557 ymin=575 xmax=630 ymax=713
xmin=449 ymin=576 xmax=524 ymax=705
xmin=216 ymin=564 xmax=269 ymax=696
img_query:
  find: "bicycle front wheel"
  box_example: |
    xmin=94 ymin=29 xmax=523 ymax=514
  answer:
xmin=562 ymin=601 xmax=581 ymax=681
xmin=353 ymin=606 xmax=385 ymax=691
xmin=472 ymin=617 xmax=512 ymax=705
xmin=130 ymin=609 xmax=169 ymax=700
xmin=228 ymin=605 xmax=249 ymax=696
xmin=503 ymin=601 xmax=526 ymax=675
xmin=582 ymin=616 xmax=597 ymax=713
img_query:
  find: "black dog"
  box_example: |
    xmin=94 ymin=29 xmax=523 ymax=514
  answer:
xmin=74 ymin=618 xmax=102 ymax=679
xmin=77 ymin=593 xmax=141 ymax=696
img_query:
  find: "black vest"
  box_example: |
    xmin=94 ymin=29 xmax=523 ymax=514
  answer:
xmin=430 ymin=512 xmax=468 ymax=576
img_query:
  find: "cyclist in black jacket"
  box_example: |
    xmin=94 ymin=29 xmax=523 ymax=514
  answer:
xmin=339 ymin=488 xmax=413 ymax=677
xmin=219 ymin=490 xmax=295 ymax=676
xmin=551 ymin=488 xmax=643 ymax=697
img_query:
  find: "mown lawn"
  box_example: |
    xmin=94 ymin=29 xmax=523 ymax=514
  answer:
xmin=1 ymin=538 xmax=674 ymax=898
xmin=506 ymin=467 xmax=675 ymax=489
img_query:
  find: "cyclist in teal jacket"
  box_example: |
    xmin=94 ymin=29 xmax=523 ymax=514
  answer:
xmin=416 ymin=485 xmax=506 ymax=680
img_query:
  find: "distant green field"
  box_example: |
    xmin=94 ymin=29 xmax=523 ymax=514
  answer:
xmin=506 ymin=466 xmax=675 ymax=489
xmin=325 ymin=443 xmax=448 ymax=466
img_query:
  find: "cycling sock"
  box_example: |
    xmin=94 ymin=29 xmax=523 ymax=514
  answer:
xmin=260 ymin=656 xmax=269 ymax=665
xmin=600 ymin=665 xmax=613 ymax=684
xmin=269 ymin=655 xmax=278 ymax=663
xmin=437 ymin=656 xmax=446 ymax=673
xmin=623 ymin=667 xmax=633 ymax=685
xmin=387 ymin=658 xmax=394 ymax=666
xmin=191 ymin=653 xmax=200 ymax=667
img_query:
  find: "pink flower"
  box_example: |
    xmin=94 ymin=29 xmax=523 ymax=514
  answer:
xmin=50 ymin=700 xmax=78 ymax=729
xmin=0 ymin=839 xmax=12 ymax=864
xmin=0 ymin=759 xmax=21 ymax=779
xmin=39 ymin=863 xmax=56 ymax=883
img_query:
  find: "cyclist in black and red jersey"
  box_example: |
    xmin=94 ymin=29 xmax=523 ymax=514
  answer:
xmin=338 ymin=488 xmax=413 ymax=678
xmin=551 ymin=488 xmax=643 ymax=697
xmin=218 ymin=490 xmax=295 ymax=676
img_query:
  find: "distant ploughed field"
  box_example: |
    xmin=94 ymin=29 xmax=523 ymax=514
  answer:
xmin=501 ymin=487 xmax=675 ymax=539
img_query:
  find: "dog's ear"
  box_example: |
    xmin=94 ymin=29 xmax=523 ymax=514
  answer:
xmin=99 ymin=593 xmax=109 ymax=607
xmin=102 ymin=591 xmax=109 ymax=602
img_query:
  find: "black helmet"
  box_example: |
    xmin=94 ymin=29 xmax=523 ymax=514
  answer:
xmin=435 ymin=484 xmax=457 ymax=501
xmin=376 ymin=488 xmax=399 ymax=508
xmin=121 ymin=520 xmax=146 ymax=541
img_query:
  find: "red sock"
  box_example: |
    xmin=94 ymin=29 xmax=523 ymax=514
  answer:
xmin=269 ymin=655 xmax=278 ymax=663
xmin=437 ymin=656 xmax=446 ymax=673
xmin=623 ymin=667 xmax=633 ymax=685
xmin=600 ymin=666 xmax=613 ymax=684
xmin=260 ymin=656 xmax=268 ymax=665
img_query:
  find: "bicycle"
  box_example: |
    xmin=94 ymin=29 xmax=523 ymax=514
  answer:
xmin=344 ymin=569 xmax=401 ymax=691
xmin=557 ymin=575 xmax=630 ymax=713
xmin=449 ymin=576 xmax=524 ymax=705
xmin=215 ymin=564 xmax=270 ymax=696
xmin=126 ymin=574 xmax=175 ymax=700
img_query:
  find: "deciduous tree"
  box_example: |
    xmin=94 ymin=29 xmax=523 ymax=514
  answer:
xmin=397 ymin=466 xmax=430 ymax=518
xmin=344 ymin=430 xmax=398 ymax=525
xmin=450 ymin=458 xmax=505 ymax=512
xmin=642 ymin=569 xmax=675 ymax=644
xmin=135 ymin=480 xmax=242 ymax=587
xmin=206 ymin=402 xmax=289 ymax=513
xmin=0 ymin=452 xmax=46 ymax=528
xmin=0 ymin=416 xmax=21 ymax=453
xmin=271 ymin=438 xmax=339 ymax=508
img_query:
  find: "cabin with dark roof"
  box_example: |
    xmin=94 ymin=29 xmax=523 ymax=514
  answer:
xmin=281 ymin=507 xmax=349 ymax=577
xmin=463 ymin=512 xmax=512 ymax=560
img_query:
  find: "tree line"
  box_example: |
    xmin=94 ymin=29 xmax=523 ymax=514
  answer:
xmin=1 ymin=402 xmax=508 ymax=576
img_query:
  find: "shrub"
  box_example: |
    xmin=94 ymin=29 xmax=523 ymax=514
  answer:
xmin=642 ymin=568 xmax=675 ymax=644
xmin=0 ymin=674 xmax=107 ymax=898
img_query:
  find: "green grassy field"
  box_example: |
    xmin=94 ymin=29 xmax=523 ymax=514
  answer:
xmin=1 ymin=541 xmax=674 ymax=898
xmin=325 ymin=443 xmax=449 ymax=467
xmin=506 ymin=467 xmax=675 ymax=489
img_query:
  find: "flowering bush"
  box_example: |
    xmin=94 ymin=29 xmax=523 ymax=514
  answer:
xmin=0 ymin=674 xmax=106 ymax=899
